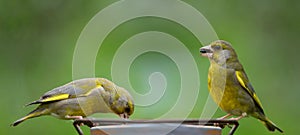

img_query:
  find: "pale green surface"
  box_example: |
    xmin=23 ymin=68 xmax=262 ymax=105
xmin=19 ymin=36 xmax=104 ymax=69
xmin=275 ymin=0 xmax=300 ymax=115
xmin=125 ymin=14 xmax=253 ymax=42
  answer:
xmin=91 ymin=124 xmax=221 ymax=135
xmin=1 ymin=0 xmax=299 ymax=135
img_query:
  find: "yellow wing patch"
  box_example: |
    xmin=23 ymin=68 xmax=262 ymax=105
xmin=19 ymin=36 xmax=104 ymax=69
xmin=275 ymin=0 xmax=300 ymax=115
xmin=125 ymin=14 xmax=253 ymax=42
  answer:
xmin=95 ymin=79 xmax=102 ymax=88
xmin=41 ymin=93 xmax=70 ymax=102
xmin=208 ymin=74 xmax=212 ymax=91
xmin=236 ymin=71 xmax=247 ymax=88
xmin=235 ymin=71 xmax=264 ymax=111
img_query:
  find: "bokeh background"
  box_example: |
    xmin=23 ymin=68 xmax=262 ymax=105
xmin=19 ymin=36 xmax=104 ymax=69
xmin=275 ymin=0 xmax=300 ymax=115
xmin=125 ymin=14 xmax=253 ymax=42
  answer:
xmin=1 ymin=0 xmax=299 ymax=134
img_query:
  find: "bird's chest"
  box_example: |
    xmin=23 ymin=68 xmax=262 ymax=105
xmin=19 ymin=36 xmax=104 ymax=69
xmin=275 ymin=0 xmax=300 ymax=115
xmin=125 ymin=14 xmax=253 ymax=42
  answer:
xmin=208 ymin=64 xmax=241 ymax=112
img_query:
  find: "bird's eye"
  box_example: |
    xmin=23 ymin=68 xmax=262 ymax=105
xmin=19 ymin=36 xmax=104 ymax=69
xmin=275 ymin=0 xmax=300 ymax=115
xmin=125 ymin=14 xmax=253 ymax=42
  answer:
xmin=125 ymin=106 xmax=131 ymax=113
xmin=213 ymin=45 xmax=222 ymax=50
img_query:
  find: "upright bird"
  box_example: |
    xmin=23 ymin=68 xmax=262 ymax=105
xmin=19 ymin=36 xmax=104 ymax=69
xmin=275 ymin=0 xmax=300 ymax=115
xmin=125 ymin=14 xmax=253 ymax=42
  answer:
xmin=199 ymin=40 xmax=283 ymax=133
xmin=11 ymin=78 xmax=134 ymax=126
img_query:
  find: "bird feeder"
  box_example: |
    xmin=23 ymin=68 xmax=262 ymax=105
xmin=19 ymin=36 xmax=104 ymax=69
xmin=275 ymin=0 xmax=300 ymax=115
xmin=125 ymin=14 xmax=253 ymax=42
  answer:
xmin=73 ymin=119 xmax=239 ymax=135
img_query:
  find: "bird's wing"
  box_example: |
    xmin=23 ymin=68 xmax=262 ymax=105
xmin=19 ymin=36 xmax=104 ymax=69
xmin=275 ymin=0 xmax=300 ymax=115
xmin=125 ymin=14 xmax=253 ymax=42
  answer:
xmin=235 ymin=70 xmax=265 ymax=114
xmin=208 ymin=69 xmax=212 ymax=90
xmin=26 ymin=78 xmax=103 ymax=106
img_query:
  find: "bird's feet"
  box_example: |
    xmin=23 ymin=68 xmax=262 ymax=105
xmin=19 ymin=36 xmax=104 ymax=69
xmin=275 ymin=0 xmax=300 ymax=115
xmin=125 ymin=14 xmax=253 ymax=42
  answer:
xmin=65 ymin=115 xmax=83 ymax=120
xmin=217 ymin=114 xmax=232 ymax=120
xmin=229 ymin=112 xmax=247 ymax=121
xmin=214 ymin=114 xmax=231 ymax=127
xmin=66 ymin=115 xmax=84 ymax=126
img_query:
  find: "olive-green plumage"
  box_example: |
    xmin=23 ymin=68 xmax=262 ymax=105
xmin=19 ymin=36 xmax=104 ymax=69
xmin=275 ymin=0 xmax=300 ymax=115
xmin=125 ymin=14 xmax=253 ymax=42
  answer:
xmin=200 ymin=40 xmax=283 ymax=133
xmin=11 ymin=78 xmax=134 ymax=126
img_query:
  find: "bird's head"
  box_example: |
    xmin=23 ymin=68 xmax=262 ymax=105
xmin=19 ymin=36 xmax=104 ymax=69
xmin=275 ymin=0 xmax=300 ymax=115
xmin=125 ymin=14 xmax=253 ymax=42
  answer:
xmin=97 ymin=78 xmax=135 ymax=119
xmin=200 ymin=40 xmax=239 ymax=66
xmin=111 ymin=87 xmax=135 ymax=119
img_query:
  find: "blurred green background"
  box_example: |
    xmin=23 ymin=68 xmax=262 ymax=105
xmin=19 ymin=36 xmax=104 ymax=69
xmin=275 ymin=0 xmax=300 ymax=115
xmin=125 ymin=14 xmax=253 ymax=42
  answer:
xmin=1 ymin=0 xmax=299 ymax=134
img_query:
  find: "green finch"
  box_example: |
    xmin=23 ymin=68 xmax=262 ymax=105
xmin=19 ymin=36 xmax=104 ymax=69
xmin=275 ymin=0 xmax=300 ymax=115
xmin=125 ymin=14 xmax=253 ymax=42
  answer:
xmin=200 ymin=40 xmax=283 ymax=133
xmin=11 ymin=78 xmax=134 ymax=126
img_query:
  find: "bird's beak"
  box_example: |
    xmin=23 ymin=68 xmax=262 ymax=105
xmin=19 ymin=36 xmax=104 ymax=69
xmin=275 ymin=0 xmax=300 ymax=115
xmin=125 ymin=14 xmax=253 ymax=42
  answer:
xmin=200 ymin=45 xmax=213 ymax=58
xmin=119 ymin=113 xmax=129 ymax=119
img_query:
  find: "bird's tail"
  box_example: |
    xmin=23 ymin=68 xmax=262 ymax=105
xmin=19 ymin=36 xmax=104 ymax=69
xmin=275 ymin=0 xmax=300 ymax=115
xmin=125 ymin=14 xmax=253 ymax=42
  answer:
xmin=260 ymin=117 xmax=283 ymax=133
xmin=11 ymin=106 xmax=48 ymax=127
